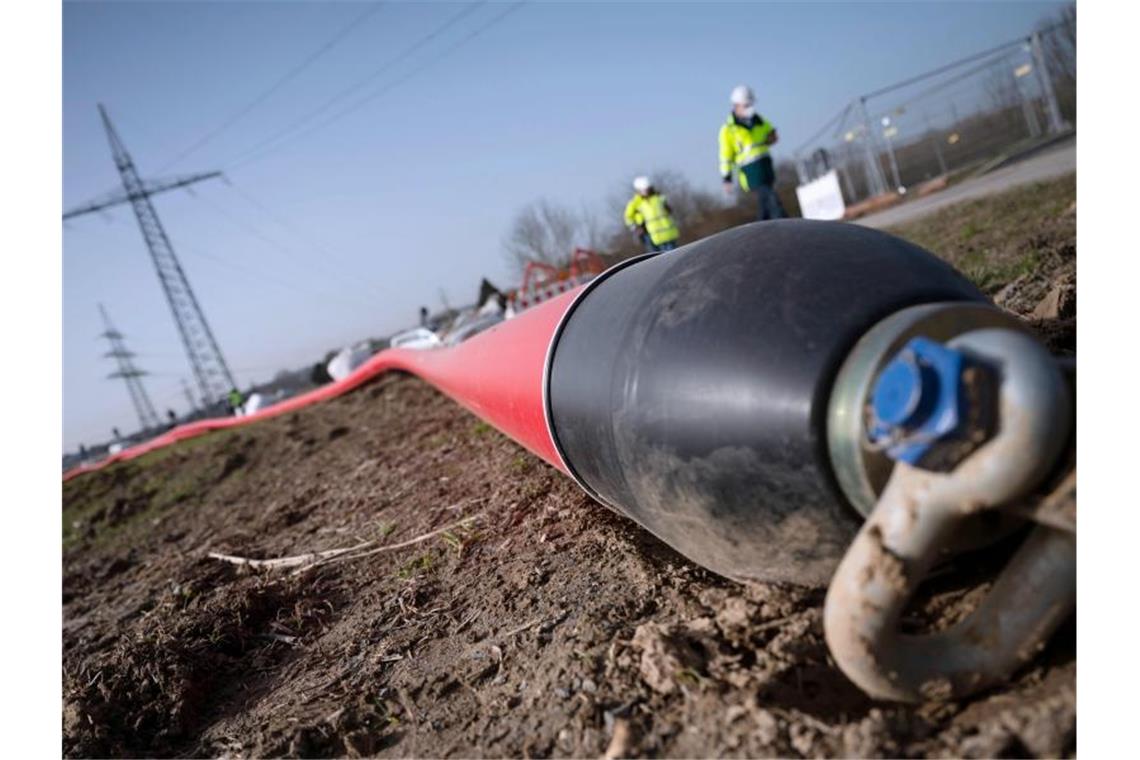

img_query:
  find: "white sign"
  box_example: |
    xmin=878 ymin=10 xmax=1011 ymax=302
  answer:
xmin=796 ymin=169 xmax=846 ymax=221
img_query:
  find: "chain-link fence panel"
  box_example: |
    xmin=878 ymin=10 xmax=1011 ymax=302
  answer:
xmin=792 ymin=20 xmax=1074 ymax=214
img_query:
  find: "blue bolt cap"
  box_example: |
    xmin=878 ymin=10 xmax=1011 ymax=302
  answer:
xmin=870 ymin=352 xmax=924 ymax=427
xmin=868 ymin=336 xmax=968 ymax=465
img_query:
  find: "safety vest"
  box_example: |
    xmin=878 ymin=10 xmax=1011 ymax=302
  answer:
xmin=624 ymin=193 xmax=679 ymax=246
xmin=719 ymin=113 xmax=775 ymax=191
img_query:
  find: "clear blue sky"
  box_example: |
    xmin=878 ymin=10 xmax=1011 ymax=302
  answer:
xmin=63 ymin=0 xmax=1065 ymax=451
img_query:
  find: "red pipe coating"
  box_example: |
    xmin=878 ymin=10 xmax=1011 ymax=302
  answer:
xmin=64 ymin=286 xmax=581 ymax=483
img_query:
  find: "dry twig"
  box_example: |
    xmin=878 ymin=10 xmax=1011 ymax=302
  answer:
xmin=206 ymin=513 xmax=483 ymax=575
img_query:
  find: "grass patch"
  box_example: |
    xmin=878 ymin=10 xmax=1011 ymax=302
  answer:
xmin=959 ymin=221 xmax=983 ymax=241
xmin=62 ymin=429 xmax=242 ymax=549
xmin=396 ymin=552 xmax=436 ymax=579
xmin=885 ymin=173 xmax=1075 ymax=294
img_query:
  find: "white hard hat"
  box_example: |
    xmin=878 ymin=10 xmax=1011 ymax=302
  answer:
xmin=730 ymin=84 xmax=755 ymax=106
xmin=632 ymin=176 xmax=651 ymax=193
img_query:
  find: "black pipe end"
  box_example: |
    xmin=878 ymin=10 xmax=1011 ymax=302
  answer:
xmin=547 ymin=220 xmax=988 ymax=586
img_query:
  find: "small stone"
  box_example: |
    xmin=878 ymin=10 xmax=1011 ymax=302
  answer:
xmin=716 ymin=596 xmax=755 ymax=638
xmin=602 ymin=718 xmax=633 ymax=760
xmin=753 ymin=708 xmax=780 ymax=746
xmin=1031 ymin=281 xmax=1075 ymax=320
xmin=342 ymin=730 xmax=375 ymax=758
xmin=724 ymin=704 xmax=748 ymax=724
xmin=788 ymin=723 xmax=816 ymax=756
xmin=631 ymin=622 xmax=704 ymax=695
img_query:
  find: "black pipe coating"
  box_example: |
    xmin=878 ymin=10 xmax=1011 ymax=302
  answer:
xmin=546 ymin=220 xmax=988 ymax=586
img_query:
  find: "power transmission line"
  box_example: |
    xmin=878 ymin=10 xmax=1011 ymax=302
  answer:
xmin=155 ymin=2 xmax=386 ymax=173
xmin=99 ymin=304 xmax=162 ymax=431
xmin=281 ymin=1 xmax=527 ymax=152
xmin=220 ymin=1 xmax=486 ymax=168
xmin=64 ymin=106 xmax=237 ymax=405
xmin=176 ymin=239 xmax=352 ymax=306
xmin=231 ymin=2 xmax=526 ymax=169
xmin=219 ymin=179 xmax=390 ymax=301
xmin=225 ymin=2 xmax=528 ymax=170
xmin=186 ymin=188 xmax=383 ymax=310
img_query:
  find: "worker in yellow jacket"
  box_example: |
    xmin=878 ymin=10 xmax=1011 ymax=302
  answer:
xmin=719 ymin=84 xmax=786 ymax=221
xmin=623 ymin=176 xmax=679 ymax=253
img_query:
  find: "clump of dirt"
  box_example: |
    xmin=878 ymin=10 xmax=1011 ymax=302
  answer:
xmin=63 ymin=176 xmax=1076 ymax=758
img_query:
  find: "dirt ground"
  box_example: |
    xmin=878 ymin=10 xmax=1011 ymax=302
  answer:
xmin=63 ymin=175 xmax=1076 ymax=758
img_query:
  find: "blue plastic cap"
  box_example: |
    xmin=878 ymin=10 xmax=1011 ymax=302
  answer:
xmin=870 ymin=353 xmax=924 ymax=427
xmin=868 ymin=336 xmax=967 ymax=465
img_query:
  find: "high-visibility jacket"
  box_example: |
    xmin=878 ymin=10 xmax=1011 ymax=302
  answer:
xmin=719 ymin=113 xmax=776 ymax=191
xmin=623 ymin=192 xmax=679 ymax=245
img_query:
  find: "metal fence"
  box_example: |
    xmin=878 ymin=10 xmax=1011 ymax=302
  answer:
xmin=792 ymin=20 xmax=1075 ymax=208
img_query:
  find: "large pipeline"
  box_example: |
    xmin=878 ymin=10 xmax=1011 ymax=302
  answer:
xmin=64 ymin=220 xmax=1075 ymax=703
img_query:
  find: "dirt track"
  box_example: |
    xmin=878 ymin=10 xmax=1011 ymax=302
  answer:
xmin=63 ymin=176 xmax=1076 ymax=758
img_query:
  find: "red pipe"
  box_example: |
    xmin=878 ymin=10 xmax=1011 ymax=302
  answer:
xmin=63 ymin=287 xmax=580 ymax=483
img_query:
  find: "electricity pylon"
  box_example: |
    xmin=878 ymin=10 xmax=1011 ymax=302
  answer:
xmin=65 ymin=105 xmax=237 ymax=405
xmin=98 ymin=304 xmax=161 ymax=432
xmin=181 ymin=378 xmax=199 ymax=413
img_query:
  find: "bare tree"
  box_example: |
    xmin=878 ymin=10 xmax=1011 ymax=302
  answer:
xmin=983 ymin=58 xmax=1022 ymax=113
xmin=1038 ymin=4 xmax=1076 ymax=121
xmin=647 ymin=169 xmax=720 ymax=231
xmin=979 ymin=54 xmax=1030 ymax=138
xmin=1039 ymin=4 xmax=1076 ymax=83
xmin=503 ymin=199 xmax=596 ymax=276
xmin=577 ymin=200 xmax=607 ymax=252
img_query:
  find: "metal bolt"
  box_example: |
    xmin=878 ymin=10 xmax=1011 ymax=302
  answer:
xmin=868 ymin=337 xmax=974 ymax=465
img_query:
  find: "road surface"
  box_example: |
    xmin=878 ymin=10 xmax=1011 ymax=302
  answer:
xmin=857 ymin=138 xmax=1075 ymax=229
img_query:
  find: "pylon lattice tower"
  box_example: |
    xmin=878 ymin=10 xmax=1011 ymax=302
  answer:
xmin=64 ymin=105 xmax=237 ymax=405
xmin=99 ymin=304 xmax=161 ymax=431
xmin=181 ymin=378 xmax=199 ymax=413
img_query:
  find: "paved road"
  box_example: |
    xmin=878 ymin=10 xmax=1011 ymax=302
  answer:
xmin=856 ymin=138 xmax=1075 ymax=229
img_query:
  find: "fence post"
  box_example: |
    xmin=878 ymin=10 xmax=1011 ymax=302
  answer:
xmin=1030 ymin=31 xmax=1068 ymax=134
xmin=1014 ymin=61 xmax=1043 ymax=139
xmin=881 ymin=119 xmax=904 ymax=193
xmin=793 ymin=152 xmax=808 ymax=185
xmin=840 ymin=163 xmax=856 ymax=202
xmin=858 ymin=97 xmax=888 ymax=197
xmin=924 ymin=112 xmax=948 ymax=176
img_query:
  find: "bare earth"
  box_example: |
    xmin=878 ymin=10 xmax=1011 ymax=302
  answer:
xmin=63 ymin=175 xmax=1076 ymax=758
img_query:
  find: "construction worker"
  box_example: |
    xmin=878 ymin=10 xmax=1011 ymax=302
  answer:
xmin=719 ymin=84 xmax=786 ymax=221
xmin=227 ymin=387 xmax=244 ymax=417
xmin=623 ymin=176 xmax=679 ymax=253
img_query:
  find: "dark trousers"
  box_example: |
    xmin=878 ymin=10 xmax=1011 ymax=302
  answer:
xmin=742 ymin=155 xmax=786 ymax=221
xmin=756 ymin=184 xmax=786 ymax=221
xmin=643 ymin=233 xmax=677 ymax=253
